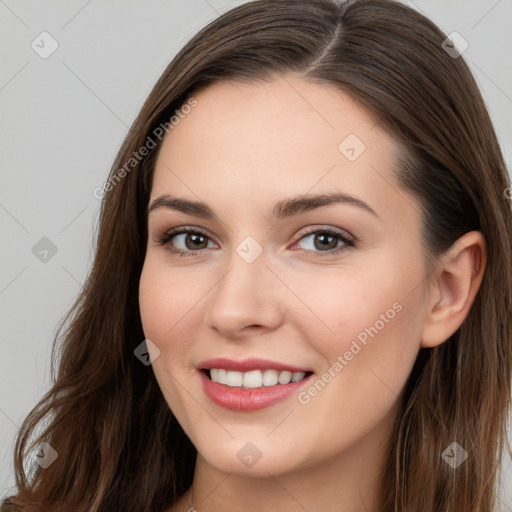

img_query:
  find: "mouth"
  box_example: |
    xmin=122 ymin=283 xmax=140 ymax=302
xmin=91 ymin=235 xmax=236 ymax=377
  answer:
xmin=202 ymin=368 xmax=313 ymax=388
xmin=198 ymin=358 xmax=314 ymax=411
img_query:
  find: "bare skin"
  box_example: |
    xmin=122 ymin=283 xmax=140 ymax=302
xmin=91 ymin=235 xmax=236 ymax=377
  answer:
xmin=138 ymin=75 xmax=486 ymax=512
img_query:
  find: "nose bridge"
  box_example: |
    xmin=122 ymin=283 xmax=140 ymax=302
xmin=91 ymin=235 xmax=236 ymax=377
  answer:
xmin=204 ymin=239 xmax=283 ymax=333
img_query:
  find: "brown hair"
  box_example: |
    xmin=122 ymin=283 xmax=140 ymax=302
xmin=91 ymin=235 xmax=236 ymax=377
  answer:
xmin=4 ymin=0 xmax=512 ymax=511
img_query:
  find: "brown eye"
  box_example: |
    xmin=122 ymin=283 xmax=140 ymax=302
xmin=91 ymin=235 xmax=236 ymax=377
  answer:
xmin=183 ymin=232 xmax=209 ymax=250
xmin=293 ymin=227 xmax=355 ymax=257
xmin=157 ymin=227 xmax=216 ymax=257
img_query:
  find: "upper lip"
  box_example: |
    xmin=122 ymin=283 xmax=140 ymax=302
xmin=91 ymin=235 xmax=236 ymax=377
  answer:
xmin=198 ymin=357 xmax=312 ymax=373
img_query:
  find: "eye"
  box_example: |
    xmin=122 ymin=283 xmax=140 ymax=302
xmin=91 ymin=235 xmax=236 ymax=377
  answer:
xmin=155 ymin=225 xmax=356 ymax=258
xmin=156 ymin=227 xmax=217 ymax=257
xmin=292 ymin=227 xmax=355 ymax=257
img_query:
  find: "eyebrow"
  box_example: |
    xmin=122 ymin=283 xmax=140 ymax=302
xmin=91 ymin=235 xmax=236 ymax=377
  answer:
xmin=147 ymin=192 xmax=378 ymax=220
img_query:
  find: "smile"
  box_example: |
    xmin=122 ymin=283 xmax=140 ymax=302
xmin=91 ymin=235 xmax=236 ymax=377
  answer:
xmin=207 ymin=368 xmax=310 ymax=388
xmin=198 ymin=358 xmax=314 ymax=411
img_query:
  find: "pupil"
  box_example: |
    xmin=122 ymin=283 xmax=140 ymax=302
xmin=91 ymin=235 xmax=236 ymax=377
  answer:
xmin=315 ymin=233 xmax=337 ymax=250
xmin=183 ymin=233 xmax=339 ymax=251
xmin=187 ymin=233 xmax=207 ymax=250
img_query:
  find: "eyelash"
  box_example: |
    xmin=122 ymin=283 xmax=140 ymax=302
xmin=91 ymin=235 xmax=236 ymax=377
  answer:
xmin=156 ymin=226 xmax=356 ymax=258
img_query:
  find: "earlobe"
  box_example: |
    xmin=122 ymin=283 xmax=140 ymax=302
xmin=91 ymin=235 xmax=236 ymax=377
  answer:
xmin=420 ymin=231 xmax=487 ymax=349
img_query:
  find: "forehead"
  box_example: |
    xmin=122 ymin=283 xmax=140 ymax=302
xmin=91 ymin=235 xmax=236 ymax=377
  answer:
xmin=150 ymin=75 xmax=415 ymax=228
xmin=160 ymin=76 xmax=387 ymax=156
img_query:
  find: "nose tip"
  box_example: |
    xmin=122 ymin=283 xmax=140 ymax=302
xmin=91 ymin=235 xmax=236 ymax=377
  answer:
xmin=203 ymin=254 xmax=284 ymax=337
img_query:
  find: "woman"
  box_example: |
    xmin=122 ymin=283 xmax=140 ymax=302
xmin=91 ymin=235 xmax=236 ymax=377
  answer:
xmin=3 ymin=0 xmax=511 ymax=511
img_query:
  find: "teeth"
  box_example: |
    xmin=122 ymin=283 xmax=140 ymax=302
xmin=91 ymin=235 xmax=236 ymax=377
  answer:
xmin=226 ymin=370 xmax=243 ymax=387
xmin=262 ymin=369 xmax=278 ymax=386
xmin=278 ymin=370 xmax=292 ymax=384
xmin=243 ymin=370 xmax=263 ymax=388
xmin=208 ymin=369 xmax=308 ymax=388
xmin=291 ymin=371 xmax=306 ymax=382
xmin=217 ymin=369 xmax=227 ymax=385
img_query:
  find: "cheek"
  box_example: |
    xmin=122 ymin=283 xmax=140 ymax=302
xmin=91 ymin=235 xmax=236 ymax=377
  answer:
xmin=290 ymin=251 xmax=425 ymax=411
xmin=139 ymin=257 xmax=198 ymax=343
xmin=138 ymin=259 xmax=199 ymax=422
xmin=287 ymin=309 xmax=422 ymax=470
xmin=288 ymin=247 xmax=425 ymax=357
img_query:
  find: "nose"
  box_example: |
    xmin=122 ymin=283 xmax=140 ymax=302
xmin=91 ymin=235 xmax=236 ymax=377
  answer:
xmin=203 ymin=248 xmax=284 ymax=338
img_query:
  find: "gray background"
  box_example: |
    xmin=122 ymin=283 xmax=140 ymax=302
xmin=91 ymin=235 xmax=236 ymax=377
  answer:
xmin=1 ymin=0 xmax=511 ymax=508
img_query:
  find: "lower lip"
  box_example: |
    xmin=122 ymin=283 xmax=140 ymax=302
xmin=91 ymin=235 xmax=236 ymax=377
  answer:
xmin=200 ymin=371 xmax=312 ymax=411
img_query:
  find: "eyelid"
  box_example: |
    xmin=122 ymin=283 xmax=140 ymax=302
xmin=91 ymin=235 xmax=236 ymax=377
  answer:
xmin=290 ymin=226 xmax=355 ymax=257
xmin=155 ymin=224 xmax=356 ymax=257
xmin=156 ymin=225 xmax=218 ymax=248
xmin=294 ymin=225 xmax=355 ymax=243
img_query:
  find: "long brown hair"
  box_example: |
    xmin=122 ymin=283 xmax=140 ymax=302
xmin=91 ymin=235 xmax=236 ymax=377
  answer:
xmin=4 ymin=1 xmax=512 ymax=510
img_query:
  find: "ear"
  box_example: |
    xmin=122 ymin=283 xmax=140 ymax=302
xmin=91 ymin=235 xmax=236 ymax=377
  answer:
xmin=420 ymin=231 xmax=487 ymax=349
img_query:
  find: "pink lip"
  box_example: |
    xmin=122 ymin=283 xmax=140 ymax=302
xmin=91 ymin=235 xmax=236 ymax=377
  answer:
xmin=198 ymin=358 xmax=313 ymax=411
xmin=198 ymin=357 xmax=311 ymax=373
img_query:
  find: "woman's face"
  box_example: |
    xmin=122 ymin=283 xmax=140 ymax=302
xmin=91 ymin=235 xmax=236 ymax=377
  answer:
xmin=139 ymin=75 xmax=430 ymax=478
